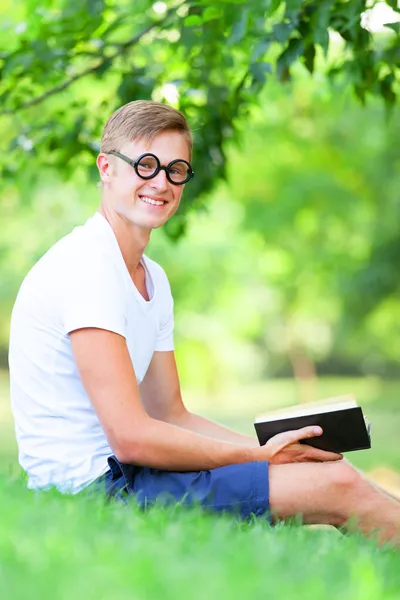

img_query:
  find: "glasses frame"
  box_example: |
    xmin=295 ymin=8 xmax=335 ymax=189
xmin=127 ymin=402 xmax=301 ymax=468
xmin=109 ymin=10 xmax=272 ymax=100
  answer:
xmin=108 ymin=151 xmax=194 ymax=185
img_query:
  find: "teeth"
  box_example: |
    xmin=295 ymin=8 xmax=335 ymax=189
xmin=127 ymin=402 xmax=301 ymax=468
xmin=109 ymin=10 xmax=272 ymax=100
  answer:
xmin=140 ymin=196 xmax=165 ymax=206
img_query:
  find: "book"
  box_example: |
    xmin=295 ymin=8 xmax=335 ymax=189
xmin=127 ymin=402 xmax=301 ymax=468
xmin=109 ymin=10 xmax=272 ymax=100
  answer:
xmin=254 ymin=395 xmax=371 ymax=454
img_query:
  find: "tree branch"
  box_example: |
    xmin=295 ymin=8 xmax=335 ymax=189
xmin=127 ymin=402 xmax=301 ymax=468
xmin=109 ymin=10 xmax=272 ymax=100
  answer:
xmin=0 ymin=6 xmax=182 ymax=115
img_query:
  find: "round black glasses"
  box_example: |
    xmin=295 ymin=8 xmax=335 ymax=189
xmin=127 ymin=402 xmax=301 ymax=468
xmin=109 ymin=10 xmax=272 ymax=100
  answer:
xmin=108 ymin=151 xmax=194 ymax=185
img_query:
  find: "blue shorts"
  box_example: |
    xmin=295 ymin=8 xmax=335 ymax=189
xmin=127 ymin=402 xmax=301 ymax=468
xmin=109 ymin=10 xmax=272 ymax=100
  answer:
xmin=92 ymin=456 xmax=271 ymax=523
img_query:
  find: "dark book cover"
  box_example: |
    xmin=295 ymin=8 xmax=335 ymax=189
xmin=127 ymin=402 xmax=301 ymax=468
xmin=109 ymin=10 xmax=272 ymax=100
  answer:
xmin=254 ymin=406 xmax=371 ymax=454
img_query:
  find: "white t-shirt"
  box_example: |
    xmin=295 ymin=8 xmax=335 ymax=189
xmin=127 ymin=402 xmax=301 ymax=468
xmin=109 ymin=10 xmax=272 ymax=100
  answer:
xmin=8 ymin=212 xmax=174 ymax=493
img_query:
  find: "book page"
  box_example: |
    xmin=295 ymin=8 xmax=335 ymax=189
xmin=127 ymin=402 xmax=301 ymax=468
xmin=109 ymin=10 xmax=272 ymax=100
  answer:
xmin=254 ymin=394 xmax=357 ymax=423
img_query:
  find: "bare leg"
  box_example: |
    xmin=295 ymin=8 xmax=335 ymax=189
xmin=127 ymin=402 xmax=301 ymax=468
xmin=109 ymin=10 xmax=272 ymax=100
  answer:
xmin=342 ymin=459 xmax=400 ymax=505
xmin=269 ymin=460 xmax=400 ymax=547
xmin=368 ymin=480 xmax=400 ymax=504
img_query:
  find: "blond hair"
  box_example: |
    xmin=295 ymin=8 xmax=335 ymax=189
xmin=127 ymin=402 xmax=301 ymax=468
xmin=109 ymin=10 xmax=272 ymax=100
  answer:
xmin=101 ymin=100 xmax=193 ymax=157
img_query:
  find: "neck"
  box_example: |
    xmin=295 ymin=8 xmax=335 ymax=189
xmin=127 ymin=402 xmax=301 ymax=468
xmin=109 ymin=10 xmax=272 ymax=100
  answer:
xmin=98 ymin=204 xmax=151 ymax=277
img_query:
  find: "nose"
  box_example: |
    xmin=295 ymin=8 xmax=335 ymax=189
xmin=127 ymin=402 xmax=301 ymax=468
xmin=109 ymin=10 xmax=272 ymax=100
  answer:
xmin=149 ymin=168 xmax=169 ymax=192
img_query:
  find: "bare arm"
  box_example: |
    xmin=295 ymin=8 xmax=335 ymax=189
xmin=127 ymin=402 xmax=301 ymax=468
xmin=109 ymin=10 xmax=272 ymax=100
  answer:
xmin=139 ymin=351 xmax=342 ymax=465
xmin=140 ymin=351 xmax=259 ymax=446
xmin=71 ymin=330 xmax=340 ymax=469
xmin=70 ymin=328 xmax=256 ymax=471
xmin=171 ymin=411 xmax=260 ymax=447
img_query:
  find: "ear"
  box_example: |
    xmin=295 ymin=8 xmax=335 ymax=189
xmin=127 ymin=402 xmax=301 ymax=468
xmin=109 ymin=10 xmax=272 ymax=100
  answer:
xmin=97 ymin=153 xmax=112 ymax=183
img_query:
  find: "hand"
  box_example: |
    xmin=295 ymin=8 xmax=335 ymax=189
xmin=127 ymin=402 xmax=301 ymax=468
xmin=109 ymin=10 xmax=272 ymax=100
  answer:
xmin=255 ymin=426 xmax=343 ymax=465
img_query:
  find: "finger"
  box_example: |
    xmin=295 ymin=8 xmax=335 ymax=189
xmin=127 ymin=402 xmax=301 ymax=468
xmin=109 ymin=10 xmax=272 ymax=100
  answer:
xmin=266 ymin=426 xmax=323 ymax=455
xmin=301 ymin=447 xmax=343 ymax=462
xmin=279 ymin=426 xmax=324 ymax=446
xmin=265 ymin=427 xmax=321 ymax=457
xmin=296 ymin=426 xmax=323 ymax=440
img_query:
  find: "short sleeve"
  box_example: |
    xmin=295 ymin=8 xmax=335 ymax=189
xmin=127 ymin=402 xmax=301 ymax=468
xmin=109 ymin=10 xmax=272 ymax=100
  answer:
xmin=154 ymin=269 xmax=175 ymax=352
xmin=60 ymin=252 xmax=127 ymax=338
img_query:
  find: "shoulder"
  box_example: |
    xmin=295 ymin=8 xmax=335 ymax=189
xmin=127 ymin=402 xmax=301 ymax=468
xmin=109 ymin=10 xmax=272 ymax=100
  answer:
xmin=22 ymin=214 xmax=122 ymax=296
xmin=27 ymin=214 xmax=108 ymax=266
xmin=59 ymin=214 xmax=120 ymax=269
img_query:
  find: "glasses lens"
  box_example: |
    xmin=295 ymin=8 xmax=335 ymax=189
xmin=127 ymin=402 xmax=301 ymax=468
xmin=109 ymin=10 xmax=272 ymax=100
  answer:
xmin=168 ymin=161 xmax=191 ymax=183
xmin=136 ymin=155 xmax=158 ymax=178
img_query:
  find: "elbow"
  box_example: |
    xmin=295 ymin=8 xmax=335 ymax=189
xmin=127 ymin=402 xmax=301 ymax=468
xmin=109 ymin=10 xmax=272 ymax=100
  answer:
xmin=113 ymin=437 xmax=143 ymax=465
xmin=111 ymin=423 xmax=153 ymax=465
xmin=113 ymin=444 xmax=133 ymax=465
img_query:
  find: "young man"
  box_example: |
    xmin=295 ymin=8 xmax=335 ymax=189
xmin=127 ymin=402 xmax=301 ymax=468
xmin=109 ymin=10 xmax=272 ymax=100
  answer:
xmin=9 ymin=101 xmax=400 ymax=546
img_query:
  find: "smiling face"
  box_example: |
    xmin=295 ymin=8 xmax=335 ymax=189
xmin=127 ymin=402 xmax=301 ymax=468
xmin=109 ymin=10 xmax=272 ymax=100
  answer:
xmin=97 ymin=130 xmax=191 ymax=231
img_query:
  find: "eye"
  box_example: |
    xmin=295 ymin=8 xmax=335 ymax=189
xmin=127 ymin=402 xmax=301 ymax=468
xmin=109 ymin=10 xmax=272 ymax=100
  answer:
xmin=137 ymin=156 xmax=158 ymax=171
xmin=169 ymin=164 xmax=187 ymax=176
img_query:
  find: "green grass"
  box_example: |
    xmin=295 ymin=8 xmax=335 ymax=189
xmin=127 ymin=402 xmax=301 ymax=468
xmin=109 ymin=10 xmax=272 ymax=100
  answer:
xmin=1 ymin=475 xmax=399 ymax=600
xmin=1 ymin=371 xmax=399 ymax=598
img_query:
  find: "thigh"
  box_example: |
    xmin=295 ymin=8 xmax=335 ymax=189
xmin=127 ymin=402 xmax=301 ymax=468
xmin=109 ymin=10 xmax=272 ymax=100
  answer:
xmin=110 ymin=456 xmax=271 ymax=522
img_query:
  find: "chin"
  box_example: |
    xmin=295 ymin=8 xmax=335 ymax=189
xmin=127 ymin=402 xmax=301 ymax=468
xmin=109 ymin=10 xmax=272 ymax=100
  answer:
xmin=134 ymin=217 xmax=169 ymax=231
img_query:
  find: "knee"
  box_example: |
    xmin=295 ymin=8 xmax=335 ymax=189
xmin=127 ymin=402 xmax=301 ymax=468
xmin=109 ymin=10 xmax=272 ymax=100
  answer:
xmin=329 ymin=461 xmax=360 ymax=493
xmin=321 ymin=462 xmax=362 ymax=527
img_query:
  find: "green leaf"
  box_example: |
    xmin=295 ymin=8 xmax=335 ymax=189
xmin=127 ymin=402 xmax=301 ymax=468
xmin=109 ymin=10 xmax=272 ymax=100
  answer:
xmin=250 ymin=62 xmax=271 ymax=86
xmin=303 ymin=44 xmax=315 ymax=73
xmin=354 ymin=83 xmax=366 ymax=105
xmin=386 ymin=0 xmax=400 ymax=11
xmin=229 ymin=11 xmax=248 ymax=45
xmin=384 ymin=22 xmax=400 ymax=35
xmin=202 ymin=7 xmax=222 ymax=23
xmin=94 ymin=58 xmax=112 ymax=78
xmin=273 ymin=23 xmax=293 ymax=44
xmin=380 ymin=74 xmax=396 ymax=107
xmin=285 ymin=0 xmax=302 ymax=10
xmin=184 ymin=15 xmax=203 ymax=27
xmin=312 ymin=0 xmax=334 ymax=53
xmin=270 ymin=0 xmax=283 ymax=12
xmin=276 ymin=38 xmax=304 ymax=79
xmin=251 ymin=40 xmax=270 ymax=62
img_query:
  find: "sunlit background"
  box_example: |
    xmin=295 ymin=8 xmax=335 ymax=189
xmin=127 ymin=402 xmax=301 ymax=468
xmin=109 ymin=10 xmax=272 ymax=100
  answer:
xmin=0 ymin=1 xmax=399 ymax=493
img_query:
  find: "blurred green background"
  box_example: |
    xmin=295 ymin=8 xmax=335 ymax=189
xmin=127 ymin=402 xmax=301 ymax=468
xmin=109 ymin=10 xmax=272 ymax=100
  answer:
xmin=0 ymin=1 xmax=399 ymax=491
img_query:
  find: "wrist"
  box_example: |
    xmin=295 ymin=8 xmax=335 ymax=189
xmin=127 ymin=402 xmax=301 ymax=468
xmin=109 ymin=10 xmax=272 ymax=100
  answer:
xmin=235 ymin=444 xmax=259 ymax=464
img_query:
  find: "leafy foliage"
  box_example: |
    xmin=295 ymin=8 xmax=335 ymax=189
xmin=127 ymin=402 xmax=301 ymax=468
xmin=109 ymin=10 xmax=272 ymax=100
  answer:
xmin=0 ymin=1 xmax=399 ymax=373
xmin=1 ymin=0 xmax=399 ymax=238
